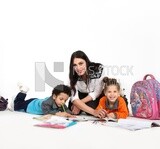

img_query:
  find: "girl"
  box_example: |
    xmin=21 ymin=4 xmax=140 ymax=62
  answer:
xmin=96 ymin=77 xmax=129 ymax=119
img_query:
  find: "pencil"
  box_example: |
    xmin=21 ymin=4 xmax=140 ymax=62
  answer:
xmin=100 ymin=105 xmax=103 ymax=109
xmin=62 ymin=104 xmax=66 ymax=112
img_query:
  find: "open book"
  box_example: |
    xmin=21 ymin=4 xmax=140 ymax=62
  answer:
xmin=67 ymin=115 xmax=118 ymax=122
xmin=33 ymin=114 xmax=117 ymax=123
xmin=107 ymin=118 xmax=160 ymax=131
xmin=33 ymin=115 xmax=77 ymax=129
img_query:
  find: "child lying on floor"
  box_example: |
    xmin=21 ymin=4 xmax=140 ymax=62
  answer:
xmin=12 ymin=84 xmax=73 ymax=117
xmin=96 ymin=77 xmax=129 ymax=119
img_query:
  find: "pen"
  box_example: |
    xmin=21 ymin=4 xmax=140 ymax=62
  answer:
xmin=62 ymin=104 xmax=66 ymax=112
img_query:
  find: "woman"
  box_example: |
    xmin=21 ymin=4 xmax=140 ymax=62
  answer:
xmin=68 ymin=50 xmax=106 ymax=118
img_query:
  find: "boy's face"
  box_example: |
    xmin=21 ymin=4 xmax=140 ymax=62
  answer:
xmin=53 ymin=93 xmax=69 ymax=107
xmin=104 ymin=85 xmax=120 ymax=103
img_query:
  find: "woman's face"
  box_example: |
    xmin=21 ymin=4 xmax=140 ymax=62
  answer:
xmin=73 ymin=58 xmax=87 ymax=76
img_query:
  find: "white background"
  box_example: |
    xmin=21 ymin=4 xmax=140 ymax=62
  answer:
xmin=0 ymin=0 xmax=160 ymax=109
xmin=1 ymin=1 xmax=160 ymax=149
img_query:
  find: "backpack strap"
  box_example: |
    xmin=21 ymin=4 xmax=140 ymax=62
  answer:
xmin=143 ymin=74 xmax=155 ymax=80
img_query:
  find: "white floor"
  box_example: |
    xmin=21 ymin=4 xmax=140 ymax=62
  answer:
xmin=1 ymin=110 xmax=160 ymax=149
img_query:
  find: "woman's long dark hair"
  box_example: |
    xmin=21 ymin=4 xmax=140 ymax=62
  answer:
xmin=69 ymin=50 xmax=91 ymax=94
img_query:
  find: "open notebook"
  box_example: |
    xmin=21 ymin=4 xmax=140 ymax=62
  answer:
xmin=34 ymin=116 xmax=77 ymax=129
xmin=67 ymin=115 xmax=117 ymax=122
xmin=106 ymin=118 xmax=160 ymax=131
xmin=33 ymin=114 xmax=117 ymax=122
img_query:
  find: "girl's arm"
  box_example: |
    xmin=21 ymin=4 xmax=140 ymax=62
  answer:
xmin=114 ymin=97 xmax=129 ymax=119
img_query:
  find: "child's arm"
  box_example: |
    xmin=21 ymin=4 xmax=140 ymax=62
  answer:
xmin=107 ymin=113 xmax=117 ymax=119
xmin=114 ymin=97 xmax=129 ymax=119
xmin=42 ymin=103 xmax=59 ymax=115
xmin=55 ymin=104 xmax=75 ymax=117
xmin=42 ymin=100 xmax=75 ymax=117
xmin=95 ymin=96 xmax=106 ymax=110
xmin=94 ymin=97 xmax=108 ymax=118
xmin=42 ymin=99 xmax=61 ymax=115
xmin=55 ymin=112 xmax=74 ymax=117
xmin=63 ymin=104 xmax=72 ymax=114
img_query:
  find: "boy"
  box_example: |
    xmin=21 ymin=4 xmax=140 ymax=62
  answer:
xmin=12 ymin=84 xmax=73 ymax=117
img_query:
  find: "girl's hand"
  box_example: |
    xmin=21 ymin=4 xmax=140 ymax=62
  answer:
xmin=107 ymin=112 xmax=116 ymax=119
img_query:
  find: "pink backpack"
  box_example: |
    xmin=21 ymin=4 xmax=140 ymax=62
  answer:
xmin=130 ymin=74 xmax=160 ymax=119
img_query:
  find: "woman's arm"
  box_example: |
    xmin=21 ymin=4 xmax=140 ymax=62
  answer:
xmin=81 ymin=95 xmax=93 ymax=103
xmin=89 ymin=66 xmax=105 ymax=100
xmin=72 ymin=99 xmax=95 ymax=114
xmin=72 ymin=99 xmax=106 ymax=118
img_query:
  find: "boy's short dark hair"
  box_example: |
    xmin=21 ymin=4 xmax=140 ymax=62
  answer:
xmin=52 ymin=84 xmax=71 ymax=96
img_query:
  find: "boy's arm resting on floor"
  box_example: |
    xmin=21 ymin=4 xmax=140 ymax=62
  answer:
xmin=41 ymin=100 xmax=73 ymax=117
xmin=41 ymin=98 xmax=59 ymax=114
xmin=42 ymin=103 xmax=59 ymax=115
xmin=63 ymin=104 xmax=72 ymax=114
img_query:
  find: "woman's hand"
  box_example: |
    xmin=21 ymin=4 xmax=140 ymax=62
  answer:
xmin=71 ymin=105 xmax=81 ymax=115
xmin=93 ymin=109 xmax=107 ymax=118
